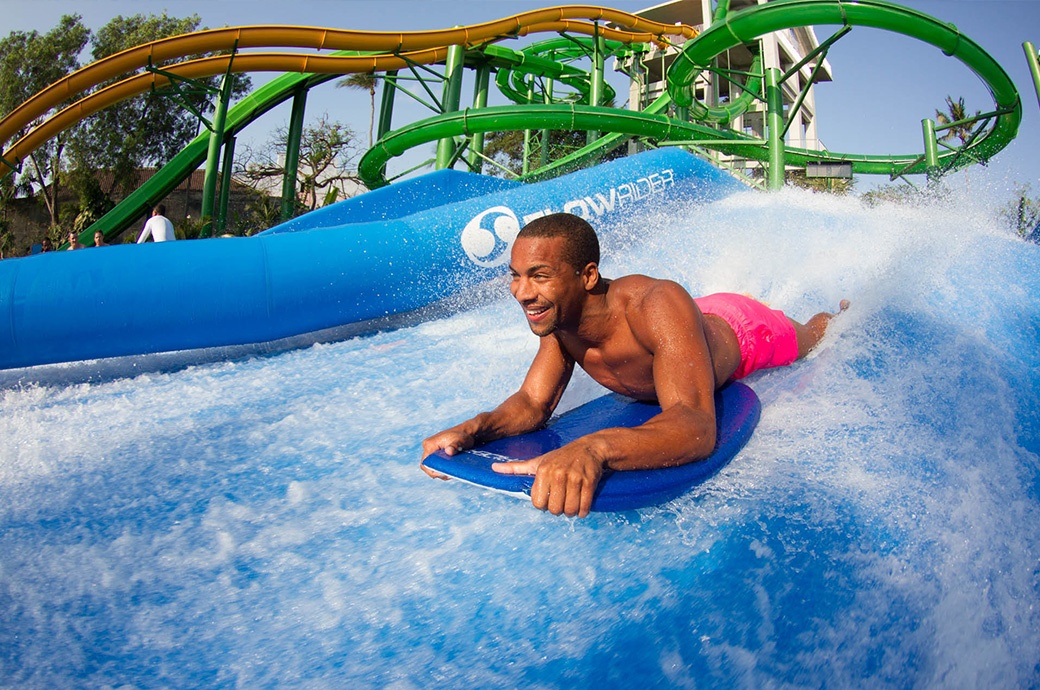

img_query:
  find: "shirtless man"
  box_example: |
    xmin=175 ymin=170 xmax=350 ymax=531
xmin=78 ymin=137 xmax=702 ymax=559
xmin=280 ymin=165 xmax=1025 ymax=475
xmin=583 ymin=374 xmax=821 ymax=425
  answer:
xmin=421 ymin=213 xmax=847 ymax=518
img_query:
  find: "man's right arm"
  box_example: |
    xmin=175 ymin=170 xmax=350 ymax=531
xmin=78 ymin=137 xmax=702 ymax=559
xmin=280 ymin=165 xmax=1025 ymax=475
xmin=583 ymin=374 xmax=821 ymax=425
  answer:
xmin=136 ymin=219 xmax=151 ymax=244
xmin=420 ymin=334 xmax=574 ymax=475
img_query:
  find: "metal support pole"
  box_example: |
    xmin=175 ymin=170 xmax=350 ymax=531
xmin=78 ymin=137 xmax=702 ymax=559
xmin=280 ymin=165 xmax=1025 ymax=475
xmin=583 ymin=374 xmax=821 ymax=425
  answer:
xmin=522 ymin=80 xmax=535 ymax=176
xmin=281 ymin=84 xmax=308 ymax=221
xmin=922 ymin=117 xmax=940 ymax=180
xmin=765 ymin=67 xmax=785 ymax=191
xmin=435 ymin=44 xmax=465 ymax=169
xmin=200 ymin=74 xmax=233 ymax=238
xmin=587 ymin=30 xmax=605 ymax=144
xmin=467 ymin=64 xmax=491 ymax=173
xmin=1024 ymin=42 xmax=1040 ymax=113
xmin=377 ymin=70 xmax=398 ymax=140
xmin=216 ymin=134 xmax=236 ymax=234
xmin=540 ymin=75 xmax=555 ymax=169
xmin=374 ymin=70 xmax=398 ymax=182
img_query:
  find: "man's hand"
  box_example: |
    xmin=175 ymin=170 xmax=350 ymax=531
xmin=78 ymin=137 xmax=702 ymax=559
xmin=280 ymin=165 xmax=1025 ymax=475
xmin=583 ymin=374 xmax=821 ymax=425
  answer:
xmin=420 ymin=427 xmax=477 ymax=479
xmin=493 ymin=445 xmax=604 ymax=518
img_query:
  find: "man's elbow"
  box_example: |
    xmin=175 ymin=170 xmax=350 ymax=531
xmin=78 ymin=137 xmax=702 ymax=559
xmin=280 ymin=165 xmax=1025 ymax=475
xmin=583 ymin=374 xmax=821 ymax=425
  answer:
xmin=682 ymin=426 xmax=717 ymax=463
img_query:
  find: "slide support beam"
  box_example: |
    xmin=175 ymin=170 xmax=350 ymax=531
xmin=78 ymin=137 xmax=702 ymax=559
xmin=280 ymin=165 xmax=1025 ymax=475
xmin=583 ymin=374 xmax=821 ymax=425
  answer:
xmin=281 ymin=84 xmax=308 ymax=221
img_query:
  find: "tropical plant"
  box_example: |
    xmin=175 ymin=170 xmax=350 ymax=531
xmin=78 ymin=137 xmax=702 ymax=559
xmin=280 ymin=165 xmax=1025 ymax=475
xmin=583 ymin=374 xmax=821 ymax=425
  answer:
xmin=337 ymin=72 xmax=381 ymax=147
xmin=998 ymin=184 xmax=1040 ymax=243
xmin=934 ymin=95 xmax=981 ymax=147
xmin=787 ymin=169 xmax=854 ymax=195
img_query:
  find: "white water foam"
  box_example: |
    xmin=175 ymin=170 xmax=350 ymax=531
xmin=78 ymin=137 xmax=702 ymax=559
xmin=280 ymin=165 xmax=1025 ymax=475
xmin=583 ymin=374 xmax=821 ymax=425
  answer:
xmin=1 ymin=185 xmax=1038 ymax=688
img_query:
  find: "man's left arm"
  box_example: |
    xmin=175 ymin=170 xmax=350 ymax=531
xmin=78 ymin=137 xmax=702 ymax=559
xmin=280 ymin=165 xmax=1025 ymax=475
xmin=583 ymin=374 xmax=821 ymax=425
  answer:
xmin=495 ymin=281 xmax=718 ymax=517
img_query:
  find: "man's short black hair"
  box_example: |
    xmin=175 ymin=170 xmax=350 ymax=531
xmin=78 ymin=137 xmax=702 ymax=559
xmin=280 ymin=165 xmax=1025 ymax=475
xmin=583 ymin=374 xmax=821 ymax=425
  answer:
xmin=154 ymin=204 xmax=166 ymax=216
xmin=517 ymin=213 xmax=600 ymax=270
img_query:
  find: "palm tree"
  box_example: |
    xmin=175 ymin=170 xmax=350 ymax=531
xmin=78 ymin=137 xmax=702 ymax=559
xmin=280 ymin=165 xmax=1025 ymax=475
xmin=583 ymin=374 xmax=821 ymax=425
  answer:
xmin=935 ymin=95 xmax=981 ymax=147
xmin=935 ymin=95 xmax=981 ymax=188
xmin=337 ymin=72 xmax=381 ymax=147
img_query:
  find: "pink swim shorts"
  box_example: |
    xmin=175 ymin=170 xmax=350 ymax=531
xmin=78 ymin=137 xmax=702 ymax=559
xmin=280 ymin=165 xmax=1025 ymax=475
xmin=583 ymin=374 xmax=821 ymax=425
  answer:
xmin=694 ymin=292 xmax=799 ymax=380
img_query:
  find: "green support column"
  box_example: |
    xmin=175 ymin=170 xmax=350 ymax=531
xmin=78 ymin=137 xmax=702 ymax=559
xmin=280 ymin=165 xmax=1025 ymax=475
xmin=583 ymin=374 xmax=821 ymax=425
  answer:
xmin=216 ymin=134 xmax=236 ymax=234
xmin=765 ymin=67 xmax=785 ymax=191
xmin=467 ymin=64 xmax=491 ymax=173
xmin=200 ymin=74 xmax=233 ymax=238
xmin=1024 ymin=42 xmax=1040 ymax=112
xmin=587 ymin=31 xmax=605 ymax=143
xmin=435 ymin=44 xmax=465 ymax=169
xmin=375 ymin=70 xmax=398 ymax=182
xmin=540 ymin=75 xmax=555 ymax=169
xmin=922 ymin=117 xmax=940 ymax=180
xmin=281 ymin=84 xmax=307 ymax=221
xmin=522 ymin=80 xmax=535 ymax=176
xmin=377 ymin=70 xmax=398 ymax=141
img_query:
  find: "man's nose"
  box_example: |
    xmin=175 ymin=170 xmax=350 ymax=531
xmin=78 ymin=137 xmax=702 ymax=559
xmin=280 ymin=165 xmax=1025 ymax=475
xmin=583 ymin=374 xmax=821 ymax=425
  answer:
xmin=512 ymin=276 xmax=534 ymax=301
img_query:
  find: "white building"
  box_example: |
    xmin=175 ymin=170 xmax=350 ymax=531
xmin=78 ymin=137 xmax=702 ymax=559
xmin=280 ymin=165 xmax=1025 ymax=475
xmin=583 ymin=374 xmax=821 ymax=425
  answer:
xmin=618 ymin=0 xmax=833 ymax=178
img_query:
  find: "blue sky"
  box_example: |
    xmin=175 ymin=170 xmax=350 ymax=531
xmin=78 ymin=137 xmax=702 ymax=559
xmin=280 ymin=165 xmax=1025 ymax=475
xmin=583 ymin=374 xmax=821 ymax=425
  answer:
xmin=4 ymin=0 xmax=1039 ymax=198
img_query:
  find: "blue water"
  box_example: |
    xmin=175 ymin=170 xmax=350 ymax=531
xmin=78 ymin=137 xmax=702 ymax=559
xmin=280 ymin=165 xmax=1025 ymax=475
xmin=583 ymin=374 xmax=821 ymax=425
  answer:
xmin=2 ymin=187 xmax=1039 ymax=688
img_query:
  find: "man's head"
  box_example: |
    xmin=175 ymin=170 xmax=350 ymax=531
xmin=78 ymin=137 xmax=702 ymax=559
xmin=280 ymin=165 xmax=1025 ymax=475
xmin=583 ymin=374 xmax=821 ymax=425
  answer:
xmin=153 ymin=204 xmax=166 ymax=217
xmin=515 ymin=213 xmax=600 ymax=272
xmin=509 ymin=214 xmax=601 ymax=336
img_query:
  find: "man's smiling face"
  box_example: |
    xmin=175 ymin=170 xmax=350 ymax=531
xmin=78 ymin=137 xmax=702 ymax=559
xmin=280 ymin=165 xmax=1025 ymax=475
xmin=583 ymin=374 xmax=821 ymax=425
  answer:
xmin=508 ymin=235 xmax=587 ymax=336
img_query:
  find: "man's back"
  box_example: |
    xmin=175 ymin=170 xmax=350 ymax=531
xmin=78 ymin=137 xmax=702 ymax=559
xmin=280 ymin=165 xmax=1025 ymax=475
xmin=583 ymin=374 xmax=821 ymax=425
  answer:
xmin=138 ymin=214 xmax=176 ymax=243
xmin=554 ymin=274 xmax=741 ymax=399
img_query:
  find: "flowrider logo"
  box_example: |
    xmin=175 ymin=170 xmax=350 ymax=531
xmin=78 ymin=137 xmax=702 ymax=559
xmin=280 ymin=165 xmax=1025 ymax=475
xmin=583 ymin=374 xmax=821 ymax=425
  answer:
xmin=460 ymin=206 xmax=521 ymax=267
xmin=460 ymin=169 xmax=675 ymax=267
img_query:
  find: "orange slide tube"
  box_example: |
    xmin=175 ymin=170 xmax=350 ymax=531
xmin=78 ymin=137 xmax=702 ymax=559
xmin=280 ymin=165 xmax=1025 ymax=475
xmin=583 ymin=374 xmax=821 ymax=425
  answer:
xmin=0 ymin=6 xmax=696 ymax=163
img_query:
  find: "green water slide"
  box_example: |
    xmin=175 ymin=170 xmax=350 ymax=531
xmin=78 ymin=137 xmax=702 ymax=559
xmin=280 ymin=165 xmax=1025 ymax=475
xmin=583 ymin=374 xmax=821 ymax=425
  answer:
xmin=667 ymin=0 xmax=1021 ymax=176
xmin=361 ymin=0 xmax=1020 ymax=187
xmin=94 ymin=0 xmax=1023 ymax=227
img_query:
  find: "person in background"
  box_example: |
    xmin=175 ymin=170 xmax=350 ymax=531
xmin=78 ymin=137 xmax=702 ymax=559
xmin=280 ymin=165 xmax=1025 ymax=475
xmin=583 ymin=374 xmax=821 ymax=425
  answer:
xmin=66 ymin=230 xmax=85 ymax=250
xmin=93 ymin=231 xmax=108 ymax=247
xmin=40 ymin=237 xmax=53 ymax=253
xmin=137 ymin=204 xmax=176 ymax=243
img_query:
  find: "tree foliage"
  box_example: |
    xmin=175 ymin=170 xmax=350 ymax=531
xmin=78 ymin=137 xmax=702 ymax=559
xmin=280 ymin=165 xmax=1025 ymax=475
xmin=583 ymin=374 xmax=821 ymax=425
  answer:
xmin=482 ymin=128 xmax=623 ymax=178
xmin=0 ymin=15 xmax=91 ymax=227
xmin=999 ymin=184 xmax=1040 ymax=243
xmin=935 ymin=95 xmax=981 ymax=147
xmin=235 ymin=113 xmax=363 ymax=216
xmin=0 ymin=12 xmax=252 ymax=241
xmin=787 ymin=169 xmax=854 ymax=195
xmin=68 ymin=12 xmax=252 ymax=203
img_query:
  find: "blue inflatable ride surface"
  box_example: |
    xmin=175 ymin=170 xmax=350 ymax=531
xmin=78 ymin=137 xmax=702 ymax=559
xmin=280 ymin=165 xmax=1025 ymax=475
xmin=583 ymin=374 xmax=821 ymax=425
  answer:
xmin=0 ymin=148 xmax=743 ymax=371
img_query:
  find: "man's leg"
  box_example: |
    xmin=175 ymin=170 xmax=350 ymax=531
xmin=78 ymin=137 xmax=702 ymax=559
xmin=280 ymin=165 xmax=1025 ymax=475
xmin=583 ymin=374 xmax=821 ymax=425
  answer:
xmin=790 ymin=300 xmax=850 ymax=358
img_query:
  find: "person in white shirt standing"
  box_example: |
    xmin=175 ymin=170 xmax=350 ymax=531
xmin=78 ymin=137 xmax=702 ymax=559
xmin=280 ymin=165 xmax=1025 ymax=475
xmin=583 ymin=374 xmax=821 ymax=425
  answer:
xmin=137 ymin=204 xmax=176 ymax=243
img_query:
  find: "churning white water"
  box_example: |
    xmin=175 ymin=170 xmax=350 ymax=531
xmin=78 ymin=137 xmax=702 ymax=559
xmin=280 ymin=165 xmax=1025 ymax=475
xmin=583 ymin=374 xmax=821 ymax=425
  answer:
xmin=1 ymin=185 xmax=1038 ymax=688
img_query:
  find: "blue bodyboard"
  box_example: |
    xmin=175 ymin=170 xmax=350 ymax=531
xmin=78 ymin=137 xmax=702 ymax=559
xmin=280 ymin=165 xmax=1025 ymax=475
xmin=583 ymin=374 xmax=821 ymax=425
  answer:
xmin=423 ymin=382 xmax=761 ymax=512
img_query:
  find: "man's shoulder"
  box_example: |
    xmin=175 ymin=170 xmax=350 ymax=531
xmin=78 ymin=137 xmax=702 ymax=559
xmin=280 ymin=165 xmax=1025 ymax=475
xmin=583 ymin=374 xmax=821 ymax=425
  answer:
xmin=612 ymin=274 xmax=690 ymax=305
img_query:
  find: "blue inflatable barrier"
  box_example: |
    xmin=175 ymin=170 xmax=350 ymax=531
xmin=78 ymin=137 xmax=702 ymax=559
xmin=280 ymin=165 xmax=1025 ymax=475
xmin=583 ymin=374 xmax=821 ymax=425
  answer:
xmin=0 ymin=149 xmax=743 ymax=371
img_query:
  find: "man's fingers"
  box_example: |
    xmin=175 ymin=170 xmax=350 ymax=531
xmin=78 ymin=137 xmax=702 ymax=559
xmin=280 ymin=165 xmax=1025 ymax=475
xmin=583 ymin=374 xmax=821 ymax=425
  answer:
xmin=564 ymin=474 xmax=586 ymax=517
xmin=492 ymin=458 xmax=540 ymax=475
xmin=419 ymin=463 xmax=451 ymax=481
xmin=529 ymin=468 xmax=550 ymax=511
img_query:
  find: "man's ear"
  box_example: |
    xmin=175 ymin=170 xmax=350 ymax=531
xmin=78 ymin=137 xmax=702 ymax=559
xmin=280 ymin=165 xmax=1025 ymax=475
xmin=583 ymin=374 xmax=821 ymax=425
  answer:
xmin=581 ymin=262 xmax=600 ymax=291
